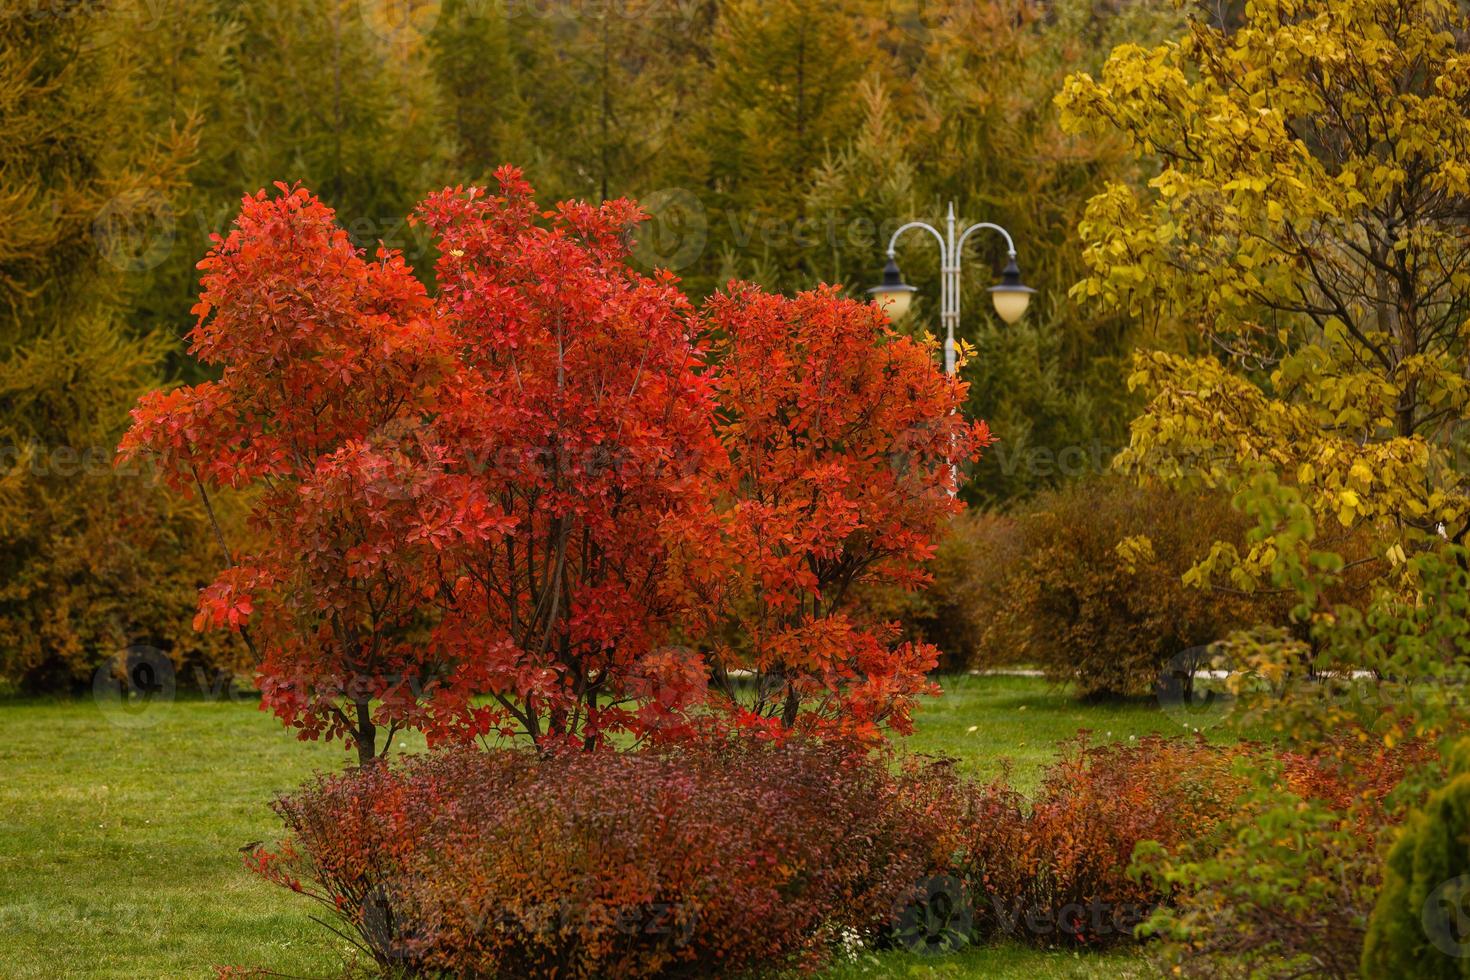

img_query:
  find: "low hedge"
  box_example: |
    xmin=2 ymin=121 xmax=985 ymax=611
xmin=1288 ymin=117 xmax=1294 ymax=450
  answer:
xmin=248 ymin=732 xmax=1293 ymax=975
xmin=252 ymin=736 xmax=960 ymax=978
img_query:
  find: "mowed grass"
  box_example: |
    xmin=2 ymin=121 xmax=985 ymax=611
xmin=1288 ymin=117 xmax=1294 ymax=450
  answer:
xmin=901 ymin=672 xmax=1215 ymax=794
xmin=0 ymin=675 xmax=1203 ymax=978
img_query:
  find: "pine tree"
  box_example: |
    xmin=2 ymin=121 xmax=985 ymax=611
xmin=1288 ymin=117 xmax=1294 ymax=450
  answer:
xmin=803 ymin=78 xmax=919 ymax=293
xmin=114 ymin=0 xmax=243 ymax=376
xmin=428 ymin=0 xmax=528 ymax=181
xmin=0 ymin=2 xmax=233 ymax=690
xmin=119 ymin=0 xmax=455 ymax=364
xmin=227 ymin=0 xmax=448 ymax=254
xmin=502 ymin=0 xmax=715 ymax=203
xmin=696 ymin=0 xmax=875 ymax=290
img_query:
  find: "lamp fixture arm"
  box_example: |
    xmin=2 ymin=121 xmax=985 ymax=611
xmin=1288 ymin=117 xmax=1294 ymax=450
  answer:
xmin=956 ymin=221 xmax=1017 ymax=260
xmin=886 ymin=221 xmax=948 ymax=263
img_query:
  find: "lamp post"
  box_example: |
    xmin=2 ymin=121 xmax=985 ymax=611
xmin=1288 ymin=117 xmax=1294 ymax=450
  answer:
xmin=866 ymin=202 xmax=1036 ymax=376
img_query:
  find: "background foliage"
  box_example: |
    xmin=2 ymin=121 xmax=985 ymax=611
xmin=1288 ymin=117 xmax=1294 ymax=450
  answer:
xmin=0 ymin=3 xmax=239 ymax=691
xmin=1 ymin=0 xmax=1186 ymax=689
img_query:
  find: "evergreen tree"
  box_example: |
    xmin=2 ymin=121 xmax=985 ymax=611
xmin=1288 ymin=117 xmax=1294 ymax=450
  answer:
xmin=505 ymin=0 xmax=715 ymax=203
xmin=230 ymin=0 xmax=447 ymax=227
xmin=802 ymin=78 xmax=920 ymax=290
xmin=0 ymin=2 xmax=233 ymax=690
xmin=428 ymin=0 xmax=528 ymax=181
xmin=115 ymin=0 xmax=243 ymax=375
xmin=883 ymin=0 xmax=1180 ymax=502
xmin=696 ymin=0 xmax=875 ymax=290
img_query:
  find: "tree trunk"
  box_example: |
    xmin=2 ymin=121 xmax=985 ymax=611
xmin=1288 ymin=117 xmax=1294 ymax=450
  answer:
xmin=781 ymin=685 xmax=800 ymax=728
xmin=354 ymin=700 xmax=376 ymax=766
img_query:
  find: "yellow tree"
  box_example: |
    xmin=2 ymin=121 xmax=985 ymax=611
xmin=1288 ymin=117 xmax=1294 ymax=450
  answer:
xmin=1058 ymin=0 xmax=1470 ymax=588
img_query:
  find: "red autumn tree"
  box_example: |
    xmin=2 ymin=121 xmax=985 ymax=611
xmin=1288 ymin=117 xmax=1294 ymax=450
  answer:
xmin=122 ymin=169 xmax=986 ymax=760
xmin=119 ymin=184 xmax=504 ymax=764
xmin=414 ymin=174 xmax=724 ymax=752
xmin=703 ymin=284 xmax=990 ymax=741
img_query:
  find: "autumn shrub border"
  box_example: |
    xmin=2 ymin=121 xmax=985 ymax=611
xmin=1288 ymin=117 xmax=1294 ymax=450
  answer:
xmin=251 ymin=735 xmax=965 ymax=978
xmin=249 ymin=731 xmax=1373 ymax=976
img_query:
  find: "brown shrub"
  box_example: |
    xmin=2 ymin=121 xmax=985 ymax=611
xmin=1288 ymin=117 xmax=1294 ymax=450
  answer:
xmin=888 ymin=477 xmax=1285 ymax=697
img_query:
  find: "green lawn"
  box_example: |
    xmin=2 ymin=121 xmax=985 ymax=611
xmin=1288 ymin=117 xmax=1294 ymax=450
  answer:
xmin=897 ymin=672 xmax=1216 ymax=794
xmin=0 ymin=675 xmax=1193 ymax=978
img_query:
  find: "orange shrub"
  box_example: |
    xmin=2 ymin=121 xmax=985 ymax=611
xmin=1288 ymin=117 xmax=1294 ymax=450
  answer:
xmin=958 ymin=734 xmax=1251 ymax=946
xmin=1280 ymin=731 xmax=1440 ymax=845
xmin=254 ymin=731 xmax=1423 ymax=971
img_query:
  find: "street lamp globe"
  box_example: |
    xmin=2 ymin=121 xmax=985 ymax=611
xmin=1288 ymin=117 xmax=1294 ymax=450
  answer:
xmin=866 ymin=256 xmax=917 ymax=321
xmin=988 ymin=256 xmax=1037 ymax=325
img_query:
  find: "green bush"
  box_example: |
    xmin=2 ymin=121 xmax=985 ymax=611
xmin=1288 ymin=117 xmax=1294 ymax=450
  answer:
xmin=1136 ymin=732 xmax=1434 ymax=979
xmin=1132 ymin=474 xmax=1459 ymax=979
xmin=1363 ymin=738 xmax=1470 ymax=979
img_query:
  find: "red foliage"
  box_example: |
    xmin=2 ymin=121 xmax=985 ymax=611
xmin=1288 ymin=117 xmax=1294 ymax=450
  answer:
xmin=704 ymin=285 xmax=991 ymax=739
xmin=956 ymin=735 xmax=1250 ymax=947
xmin=410 ymin=177 xmax=725 ymax=752
xmin=1279 ymin=730 xmax=1439 ymax=846
xmin=119 ymin=184 xmax=485 ymax=762
xmin=121 ymin=170 xmax=981 ymax=760
xmin=254 ymin=738 xmax=953 ymax=977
